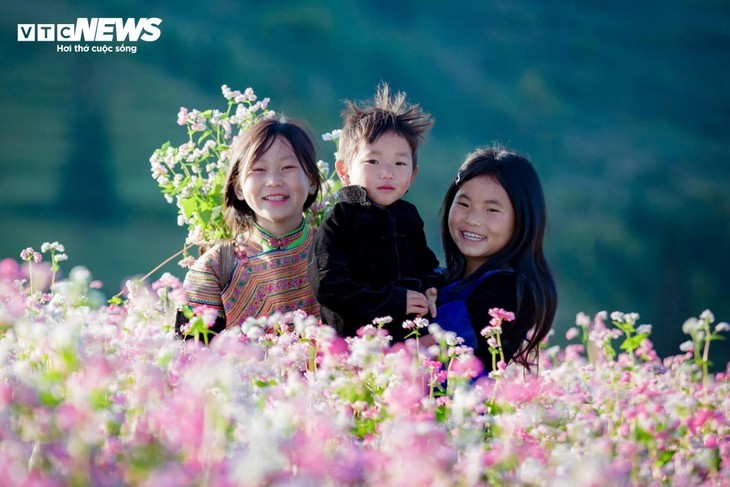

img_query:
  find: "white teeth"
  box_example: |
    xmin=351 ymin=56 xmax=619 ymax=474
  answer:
xmin=264 ymin=195 xmax=287 ymax=201
xmin=462 ymin=231 xmax=485 ymax=241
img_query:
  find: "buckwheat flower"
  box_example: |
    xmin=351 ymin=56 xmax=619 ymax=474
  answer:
xmin=682 ymin=317 xmax=702 ymax=335
xmin=636 ymin=324 xmax=652 ymax=335
xmin=679 ymin=340 xmax=693 ymax=352
xmin=610 ymin=311 xmax=624 ymax=322
xmin=565 ymin=327 xmax=579 ymax=340
xmin=699 ymin=309 xmax=714 ymax=322
xmin=20 ymin=247 xmax=42 ymax=263
xmin=244 ymin=87 xmax=256 ymax=101
xmin=151 ymin=161 xmax=168 ymax=179
xmin=487 ymin=337 xmax=498 ymax=348
xmin=322 ymin=129 xmax=342 ymax=141
xmin=177 ymin=107 xmax=188 ymax=125
xmin=715 ymin=322 xmax=730 ymax=333
xmin=221 ymin=84 xmax=234 ymax=99
xmin=220 ymin=119 xmax=232 ymax=136
xmin=481 ymin=326 xmax=501 ymax=338
xmin=488 ymin=307 xmax=515 ymax=322
xmin=152 ymin=272 xmax=182 ymax=291
xmin=372 ymin=316 xmax=393 ymax=327
xmin=54 ymin=253 xmax=68 ymax=262
xmin=190 ymin=121 xmax=207 ymax=132
xmin=317 ymin=160 xmax=330 ymax=173
xmin=447 ymin=345 xmax=473 ymax=358
xmin=260 ymin=97 xmax=270 ymax=110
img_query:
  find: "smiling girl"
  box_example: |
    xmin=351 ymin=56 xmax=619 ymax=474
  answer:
xmin=177 ymin=117 xmax=323 ymax=337
xmin=436 ymin=147 xmax=557 ymax=371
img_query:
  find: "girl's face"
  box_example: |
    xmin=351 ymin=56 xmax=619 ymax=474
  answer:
xmin=448 ymin=175 xmax=515 ymax=277
xmin=236 ymin=136 xmax=315 ymax=237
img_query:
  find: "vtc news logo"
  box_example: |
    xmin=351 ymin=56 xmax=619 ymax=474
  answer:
xmin=18 ymin=18 xmax=162 ymax=42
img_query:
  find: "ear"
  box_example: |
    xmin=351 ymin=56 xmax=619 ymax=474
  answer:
xmin=233 ymin=181 xmax=245 ymax=201
xmin=309 ymin=177 xmax=318 ymax=195
xmin=335 ymin=160 xmax=350 ymax=185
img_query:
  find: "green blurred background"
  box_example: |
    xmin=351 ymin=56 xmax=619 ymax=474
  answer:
xmin=2 ymin=1 xmax=728 ymax=367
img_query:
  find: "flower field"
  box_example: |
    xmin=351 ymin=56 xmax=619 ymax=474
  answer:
xmin=0 ymin=251 xmax=728 ymax=486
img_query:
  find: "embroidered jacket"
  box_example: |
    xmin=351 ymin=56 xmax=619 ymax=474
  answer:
xmin=183 ymin=220 xmax=319 ymax=332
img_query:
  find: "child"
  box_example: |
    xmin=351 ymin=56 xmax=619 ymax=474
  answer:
xmin=436 ymin=147 xmax=557 ymax=371
xmin=177 ymin=117 xmax=323 ymax=336
xmin=307 ymin=83 xmax=440 ymax=341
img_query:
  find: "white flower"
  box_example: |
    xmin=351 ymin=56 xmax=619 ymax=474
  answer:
xmin=610 ymin=311 xmax=624 ymax=322
xmin=699 ymin=309 xmax=714 ymax=322
xmin=682 ymin=318 xmax=702 ymax=335
xmin=322 ymin=129 xmax=342 ymax=141
xmin=714 ymin=322 xmax=730 ymax=333
xmin=372 ymin=316 xmax=393 ymax=326
xmin=679 ymin=340 xmax=693 ymax=352
xmin=636 ymin=324 xmax=652 ymax=335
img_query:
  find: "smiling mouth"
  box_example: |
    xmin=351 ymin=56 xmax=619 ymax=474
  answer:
xmin=263 ymin=195 xmax=289 ymax=201
xmin=461 ymin=231 xmax=486 ymax=241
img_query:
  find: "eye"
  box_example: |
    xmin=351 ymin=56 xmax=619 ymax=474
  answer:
xmin=486 ymin=208 xmax=501 ymax=213
xmin=455 ymin=201 xmax=468 ymax=208
xmin=249 ymin=166 xmax=265 ymax=173
xmin=365 ymin=159 xmax=379 ymax=165
xmin=395 ymin=161 xmax=408 ymax=166
xmin=282 ymin=164 xmax=297 ymax=170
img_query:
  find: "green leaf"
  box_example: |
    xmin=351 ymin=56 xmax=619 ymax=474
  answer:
xmin=620 ymin=333 xmax=648 ymax=351
xmin=613 ymin=321 xmax=635 ymax=334
xmin=656 ymin=449 xmax=675 ymax=467
xmin=199 ymin=208 xmax=212 ymax=224
xmin=179 ymin=197 xmax=196 ymax=219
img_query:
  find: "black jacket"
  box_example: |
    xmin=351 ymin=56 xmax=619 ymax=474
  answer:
xmin=308 ymin=186 xmax=440 ymax=340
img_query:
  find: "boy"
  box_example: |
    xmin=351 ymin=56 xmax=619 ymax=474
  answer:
xmin=307 ymin=83 xmax=440 ymax=341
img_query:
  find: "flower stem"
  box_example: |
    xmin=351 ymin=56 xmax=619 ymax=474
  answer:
xmin=109 ymin=245 xmax=192 ymax=302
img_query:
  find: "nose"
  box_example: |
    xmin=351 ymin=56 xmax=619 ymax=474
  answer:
xmin=464 ymin=211 xmax=480 ymax=226
xmin=380 ymin=165 xmax=394 ymax=179
xmin=265 ymin=172 xmax=283 ymax=186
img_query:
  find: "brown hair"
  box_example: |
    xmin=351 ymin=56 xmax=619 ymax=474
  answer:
xmin=338 ymin=82 xmax=434 ymax=169
xmin=222 ymin=117 xmax=322 ymax=236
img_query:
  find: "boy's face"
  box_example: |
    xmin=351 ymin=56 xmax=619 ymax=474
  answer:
xmin=336 ymin=131 xmax=418 ymax=207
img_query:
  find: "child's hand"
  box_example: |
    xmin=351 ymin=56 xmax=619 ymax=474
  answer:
xmin=425 ymin=287 xmax=438 ymax=317
xmin=406 ymin=290 xmax=430 ymax=317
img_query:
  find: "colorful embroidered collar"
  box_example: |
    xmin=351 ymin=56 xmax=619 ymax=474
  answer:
xmin=253 ymin=220 xmax=308 ymax=252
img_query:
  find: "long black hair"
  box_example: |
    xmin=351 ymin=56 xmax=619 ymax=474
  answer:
xmin=440 ymin=147 xmax=557 ymax=368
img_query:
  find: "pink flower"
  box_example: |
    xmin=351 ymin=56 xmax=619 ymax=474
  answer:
xmin=450 ymin=355 xmax=484 ymax=379
xmin=177 ymin=107 xmax=188 ymax=126
xmin=488 ymin=307 xmax=515 ymax=322
xmin=193 ymin=304 xmax=219 ymax=328
xmin=565 ymin=327 xmax=579 ymax=340
xmin=0 ymin=258 xmax=21 ymax=281
xmin=20 ymin=247 xmax=42 ymax=263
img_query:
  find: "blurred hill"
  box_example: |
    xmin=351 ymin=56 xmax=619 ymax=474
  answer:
xmin=2 ymin=0 xmax=729 ymax=367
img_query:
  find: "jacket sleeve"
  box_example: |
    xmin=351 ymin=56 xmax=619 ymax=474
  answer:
xmin=307 ymin=206 xmax=408 ymax=329
xmin=410 ymin=212 xmax=442 ymax=291
xmin=177 ymin=245 xmax=228 ymax=339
